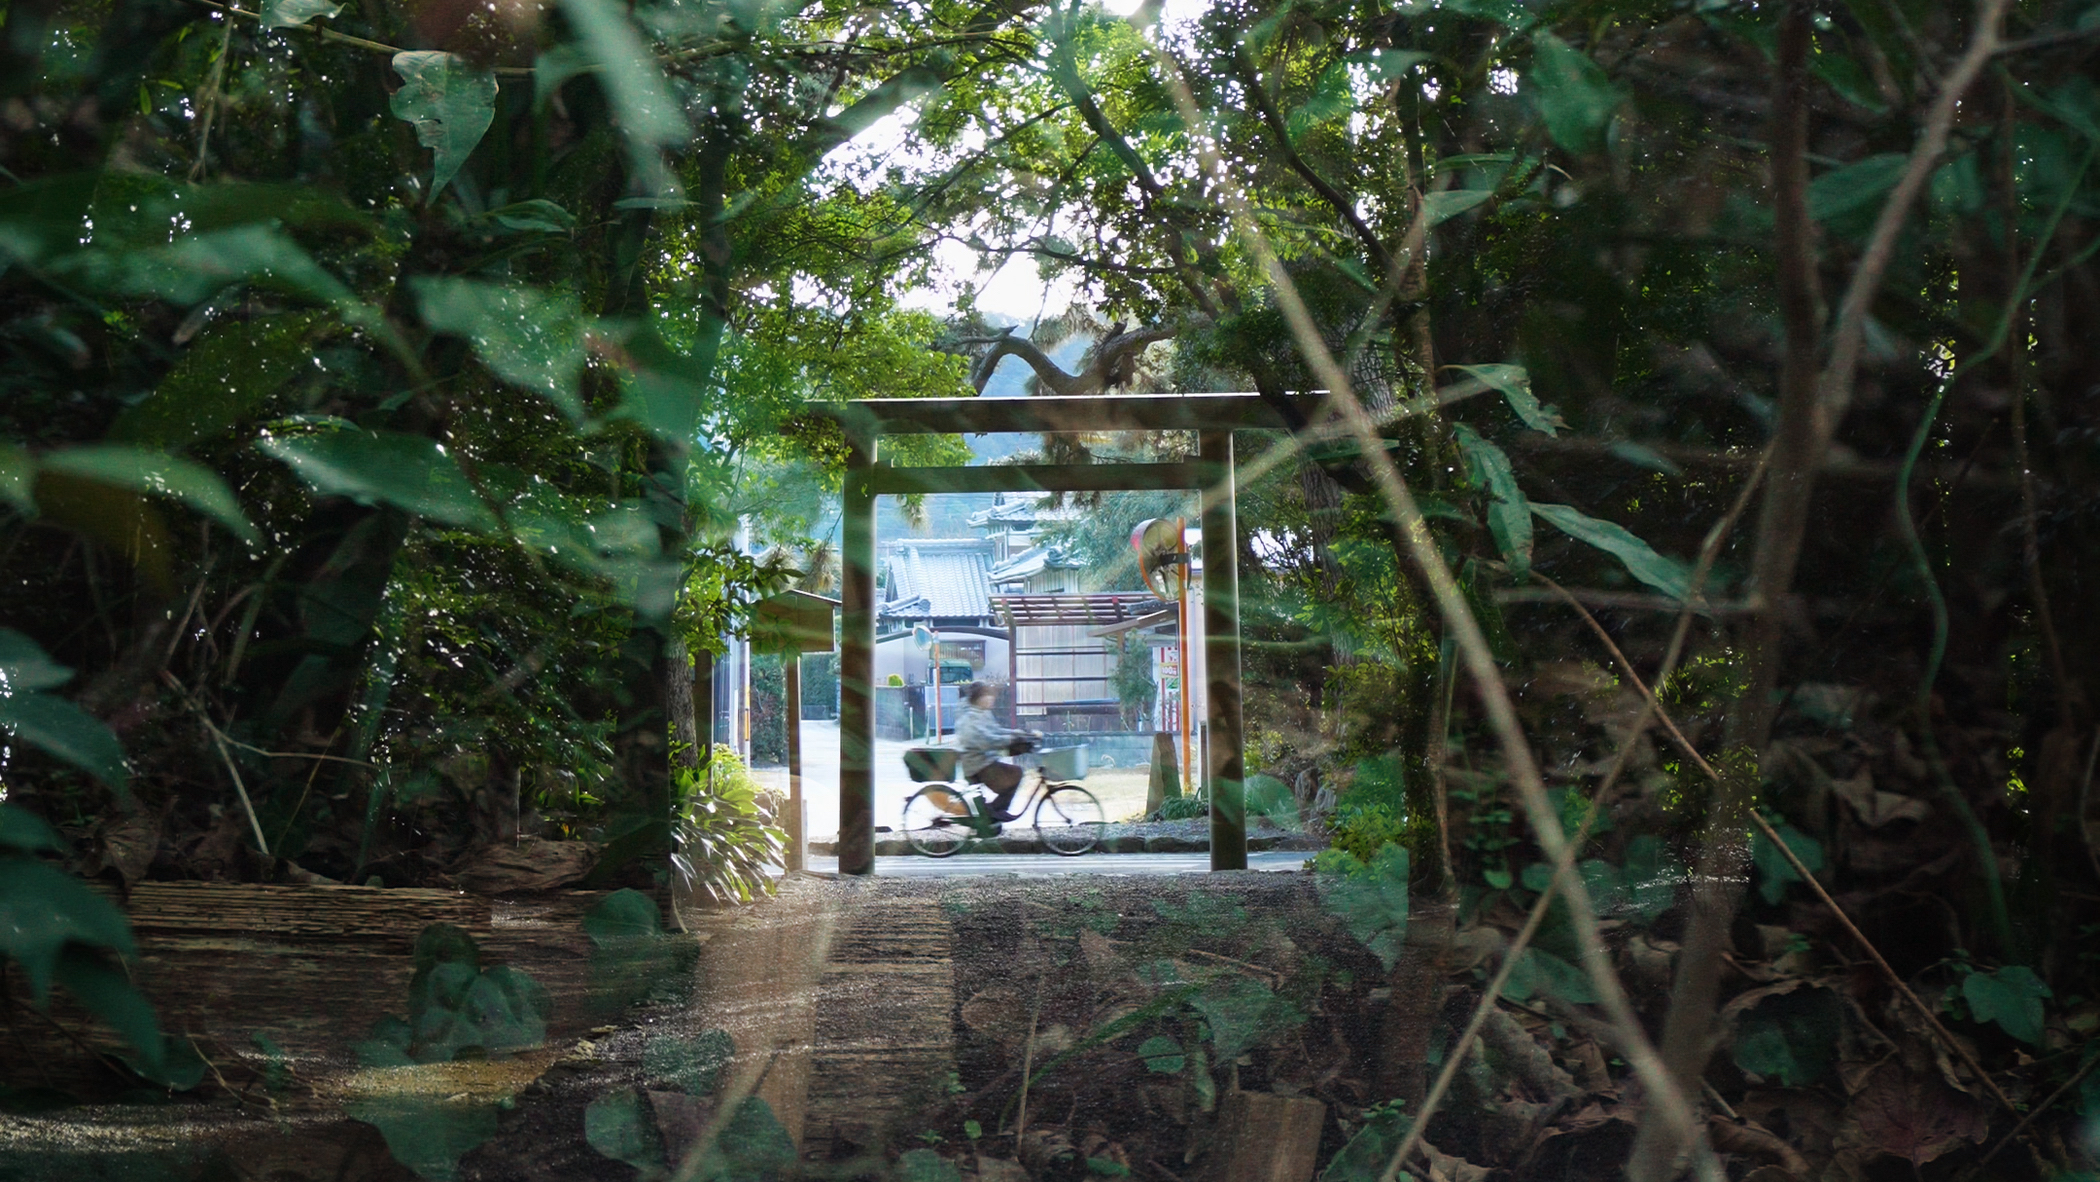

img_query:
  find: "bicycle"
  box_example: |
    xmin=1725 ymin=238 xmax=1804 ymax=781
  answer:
xmin=899 ymin=740 xmax=1106 ymax=857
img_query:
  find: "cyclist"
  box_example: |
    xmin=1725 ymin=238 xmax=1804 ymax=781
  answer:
xmin=954 ymin=681 xmax=1041 ymax=822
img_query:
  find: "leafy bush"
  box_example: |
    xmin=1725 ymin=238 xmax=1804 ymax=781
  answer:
xmin=672 ymin=745 xmax=785 ymax=905
xmin=1156 ymin=792 xmax=1210 ymax=821
xmin=751 ymin=652 xmax=787 ymax=767
xmin=1326 ymin=803 xmax=1408 ymax=864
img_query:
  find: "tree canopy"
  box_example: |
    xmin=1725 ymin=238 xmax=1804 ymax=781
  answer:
xmin=6 ymin=0 xmax=2100 ymax=1170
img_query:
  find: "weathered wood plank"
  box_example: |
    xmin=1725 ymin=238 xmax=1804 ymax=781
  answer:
xmin=110 ymin=882 xmax=490 ymax=944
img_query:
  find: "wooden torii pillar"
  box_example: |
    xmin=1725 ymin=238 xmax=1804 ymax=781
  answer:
xmin=750 ymin=589 xmax=840 ymax=873
xmin=821 ymin=392 xmax=1322 ymax=875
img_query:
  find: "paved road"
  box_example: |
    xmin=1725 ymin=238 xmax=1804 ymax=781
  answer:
xmin=805 ymin=850 xmax=1309 ymax=877
xmin=754 ymin=719 xmax=921 ymax=843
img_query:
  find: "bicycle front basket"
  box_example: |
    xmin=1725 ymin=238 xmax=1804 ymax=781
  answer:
xmin=1037 ymin=744 xmax=1089 ymax=781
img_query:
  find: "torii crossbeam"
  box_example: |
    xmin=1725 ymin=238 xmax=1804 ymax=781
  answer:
xmin=812 ymin=392 xmax=1325 ymax=874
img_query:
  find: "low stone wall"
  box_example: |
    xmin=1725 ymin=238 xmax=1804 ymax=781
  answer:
xmin=810 ymin=816 xmax=1324 ymax=858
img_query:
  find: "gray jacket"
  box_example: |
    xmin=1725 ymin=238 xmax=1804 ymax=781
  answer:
xmin=955 ymin=705 xmax=1028 ymax=776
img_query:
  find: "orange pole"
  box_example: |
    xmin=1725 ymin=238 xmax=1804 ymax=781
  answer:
xmin=1176 ymin=518 xmax=1192 ymax=796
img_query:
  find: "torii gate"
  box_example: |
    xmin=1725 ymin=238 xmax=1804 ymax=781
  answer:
xmin=816 ymin=392 xmax=1324 ymax=874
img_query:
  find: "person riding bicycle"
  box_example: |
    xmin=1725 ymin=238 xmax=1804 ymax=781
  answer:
xmin=954 ymin=681 xmax=1040 ymax=822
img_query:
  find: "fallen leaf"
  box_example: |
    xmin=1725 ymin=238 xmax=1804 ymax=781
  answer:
xmin=1830 ymin=768 xmax=1929 ymax=828
xmin=99 ymin=807 xmax=162 ymax=884
xmin=1843 ymin=1064 xmax=1988 ymax=1165
xmin=1708 ymin=1115 xmax=1810 ymax=1176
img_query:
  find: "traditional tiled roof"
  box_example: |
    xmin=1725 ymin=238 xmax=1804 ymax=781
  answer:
xmin=987 ymin=544 xmax=1086 ymax=585
xmin=966 ymin=494 xmax=1053 ymax=528
xmin=880 ymin=539 xmax=994 ymax=621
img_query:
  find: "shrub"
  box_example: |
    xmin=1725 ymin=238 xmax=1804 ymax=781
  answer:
xmin=1327 ymin=803 xmax=1408 ymax=864
xmin=671 ymin=745 xmax=785 ymax=905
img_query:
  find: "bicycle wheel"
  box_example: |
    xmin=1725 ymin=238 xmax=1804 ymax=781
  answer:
xmin=902 ymin=787 xmax=971 ymax=857
xmin=1034 ymin=784 xmax=1105 ymax=855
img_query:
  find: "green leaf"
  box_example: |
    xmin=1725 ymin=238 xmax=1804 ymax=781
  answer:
xmin=53 ymin=946 xmax=171 ymax=1078
xmin=0 ymin=692 xmax=129 ymax=789
xmin=120 ymin=1031 xmax=208 ymax=1091
xmin=1453 ymin=424 xmax=1531 ymax=576
xmin=1750 ymin=816 xmax=1824 ymax=905
xmin=1503 ymin=946 xmax=1598 ymax=1004
xmin=0 ymin=629 xmax=74 ymax=691
xmin=1530 ymin=502 xmax=1692 ymax=601
xmin=1319 ymin=1103 xmax=1410 ymax=1182
xmin=1422 ymin=189 xmax=1494 ymax=226
xmin=1136 ymin=1035 xmax=1185 ymax=1074
xmin=1808 ymin=153 xmax=1907 ymax=224
xmin=645 ymin=1028 xmax=734 ymax=1095
xmin=257 ymin=426 xmax=498 ymax=531
xmin=38 ymin=445 xmax=259 ymax=544
xmin=1963 ymin=965 xmax=2051 ymax=1045
xmin=1621 ymin=835 xmax=1681 ymax=922
xmin=554 ymin=0 xmax=688 ymax=194
xmin=1318 ymin=841 xmax=1410 ymax=971
xmin=1607 ymin=440 xmax=1683 ymax=475
xmin=0 ymin=803 xmax=63 ymax=853
xmin=584 ymin=888 xmax=664 ymax=943
xmin=1732 ymin=986 xmax=1841 ymax=1085
xmin=1809 ymin=48 xmax=1887 ymax=114
xmin=112 ymin=313 xmax=322 ymax=450
xmin=262 ymin=0 xmax=342 ymax=27
xmin=1442 ymin=0 xmax=1534 ymax=26
xmin=1346 ymin=48 xmax=1432 ymax=86
xmin=1190 ymin=975 xmax=1300 ymax=1065
xmin=486 ymin=199 xmax=579 ymax=234
xmin=457 ymin=964 xmax=551 ymax=1053
xmin=353 ymin=1015 xmax=416 ymax=1069
xmin=1447 ymin=363 xmax=1562 ymax=435
xmin=0 ymin=859 xmax=137 ymax=1002
xmin=898 ymin=1148 xmax=963 ymax=1182
xmin=414 ymin=278 xmax=588 ymax=421
xmin=0 ymin=441 xmax=33 ymax=514
xmin=347 ymin=1097 xmax=500 ymax=1182
xmin=389 ymin=52 xmax=499 ymax=202
xmin=689 ymin=1096 xmax=796 ymax=1182
xmin=585 ymin=1087 xmax=665 ymax=1174
xmin=2011 ymin=76 xmax=2100 ymax=144
xmin=1529 ymin=32 xmax=1624 ymax=153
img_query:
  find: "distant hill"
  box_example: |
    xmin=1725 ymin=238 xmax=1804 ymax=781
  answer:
xmin=866 ymin=321 xmax=1091 ymax=540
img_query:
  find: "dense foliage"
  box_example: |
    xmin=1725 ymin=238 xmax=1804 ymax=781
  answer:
xmin=4 ymin=0 xmax=2100 ymax=1172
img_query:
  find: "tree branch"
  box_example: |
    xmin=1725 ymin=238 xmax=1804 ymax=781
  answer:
xmin=1231 ymin=46 xmax=1387 ymax=266
xmin=967 ymin=322 xmax=1177 ymax=395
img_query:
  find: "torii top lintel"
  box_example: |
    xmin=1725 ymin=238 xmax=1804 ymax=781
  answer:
xmin=812 ymin=392 xmax=1328 ymax=438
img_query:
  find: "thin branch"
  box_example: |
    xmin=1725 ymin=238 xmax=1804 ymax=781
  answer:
xmin=1143 ymin=32 xmax=1725 ymax=1182
xmin=1811 ymin=0 xmax=2014 ymax=446
xmin=1492 ymin=588 xmax=1754 ymax=615
xmin=1538 ymin=574 xmax=2022 ymax=1117
xmin=1995 ymin=21 xmax=2100 ymax=54
xmin=184 ymin=0 xmax=537 ymax=74
xmin=1970 ymin=1050 xmax=2100 ymax=1172
xmin=1231 ymin=46 xmax=1387 ymax=265
xmin=1376 ymin=447 xmax=1771 ymax=1182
